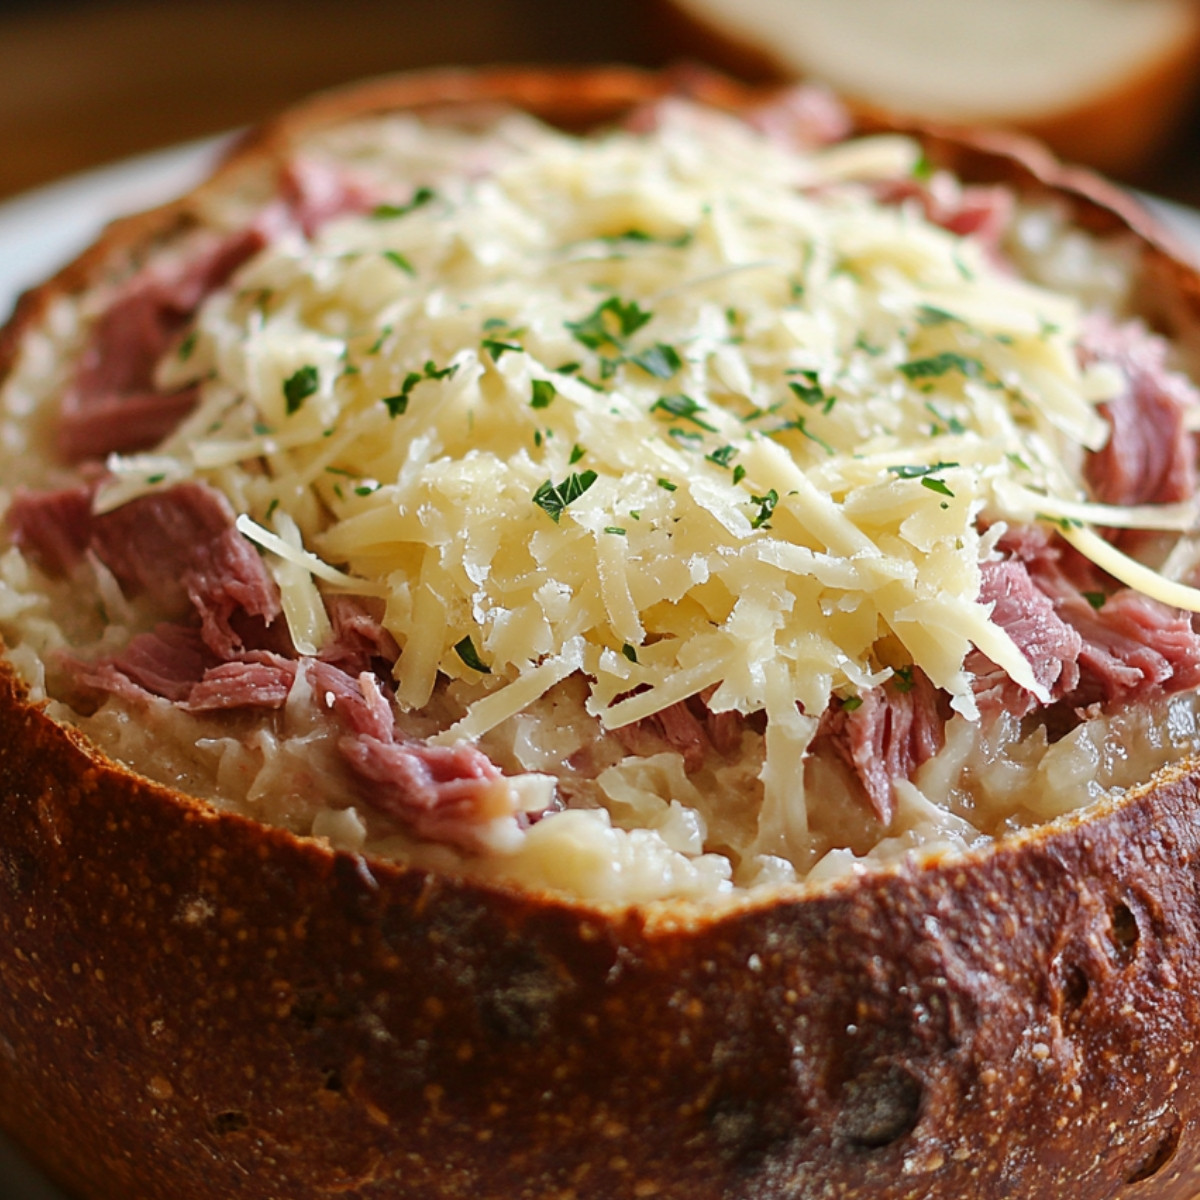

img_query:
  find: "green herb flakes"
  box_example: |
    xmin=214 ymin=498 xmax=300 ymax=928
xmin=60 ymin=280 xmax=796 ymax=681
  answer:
xmin=454 ymin=635 xmax=491 ymax=674
xmin=651 ymin=393 xmax=716 ymax=431
xmin=383 ymin=250 xmax=415 ymax=275
xmin=283 ymin=365 xmax=319 ymax=415
xmin=749 ymin=489 xmax=779 ymax=530
xmin=532 ymin=470 xmax=598 ymax=522
xmin=887 ymin=461 xmax=960 ymax=480
xmin=630 ymin=343 xmax=682 ymax=380
xmin=898 ymin=353 xmax=982 ymax=382
xmin=531 ymin=379 xmax=558 ymax=410
xmin=372 ymin=186 xmax=435 ymax=220
xmin=566 ymin=296 xmax=653 ymax=352
xmin=483 ymin=338 xmax=524 ymax=362
xmin=383 ymin=359 xmax=457 ymax=417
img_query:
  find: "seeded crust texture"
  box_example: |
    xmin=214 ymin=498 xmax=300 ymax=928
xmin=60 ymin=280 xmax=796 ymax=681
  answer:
xmin=4 ymin=66 xmax=1200 ymax=1199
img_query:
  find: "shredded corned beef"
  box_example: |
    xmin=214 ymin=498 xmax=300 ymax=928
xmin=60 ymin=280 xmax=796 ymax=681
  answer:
xmin=614 ymin=689 xmax=749 ymax=772
xmin=69 ymin=624 xmax=218 ymax=706
xmin=58 ymin=163 xmax=378 ymax=465
xmin=319 ymin=595 xmax=401 ymax=678
xmin=872 ymin=176 xmax=1014 ymax=259
xmin=276 ymin=157 xmax=377 ymax=237
xmin=7 ymin=480 xmax=281 ymax=659
xmin=972 ymin=525 xmax=1200 ymax=720
xmin=969 ymin=556 xmax=1083 ymax=719
xmin=813 ymin=669 xmax=947 ymax=826
xmin=59 ymin=228 xmax=267 ymax=462
xmin=1080 ymin=313 xmax=1200 ymax=521
xmin=184 ymin=654 xmax=299 ymax=712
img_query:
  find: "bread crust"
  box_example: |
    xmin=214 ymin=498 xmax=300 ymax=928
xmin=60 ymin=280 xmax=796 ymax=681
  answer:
xmin=4 ymin=65 xmax=1200 ymax=1199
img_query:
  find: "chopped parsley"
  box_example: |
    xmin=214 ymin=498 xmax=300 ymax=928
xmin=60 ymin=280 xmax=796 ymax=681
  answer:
xmin=657 ymin=478 xmax=677 ymax=491
xmin=597 ymin=228 xmax=693 ymax=248
xmin=622 ymin=643 xmax=639 ymax=663
xmin=920 ymin=476 xmax=955 ymax=498
xmin=453 ymin=635 xmax=491 ymax=674
xmin=706 ymin=444 xmax=738 ymax=468
xmin=893 ymin=666 xmax=915 ymax=694
xmin=916 ymin=304 xmax=958 ymax=327
xmin=177 ymin=331 xmax=198 ymax=361
xmin=778 ymin=416 xmax=835 ymax=456
xmin=1083 ymin=590 xmax=1107 ymax=610
xmin=651 ymin=393 xmax=716 ymax=431
xmin=841 ymin=694 xmax=864 ymax=713
xmin=283 ymin=365 xmax=319 ymax=415
xmin=383 ymin=250 xmax=415 ymax=275
xmin=787 ymin=370 xmax=835 ymax=413
xmin=367 ymin=326 xmax=393 ymax=355
xmin=924 ymin=401 xmax=967 ymax=435
xmin=372 ymin=185 xmax=436 ymax=220
xmin=630 ymin=342 xmax=682 ymax=380
xmin=483 ymin=336 xmax=524 ymax=362
xmin=886 ymin=461 xmax=960 ymax=479
xmin=732 ymin=464 xmax=747 ymax=486
xmin=532 ymin=470 xmax=598 ymax=522
xmin=566 ymin=296 xmax=653 ymax=352
xmin=604 ymin=526 xmax=627 ymax=536
xmin=898 ymin=353 xmax=983 ymax=381
xmin=569 ymin=444 xmax=586 ymax=464
xmin=383 ymin=359 xmax=457 ymax=417
xmin=530 ymin=379 xmax=558 ymax=410
xmin=749 ymin=489 xmax=779 ymax=530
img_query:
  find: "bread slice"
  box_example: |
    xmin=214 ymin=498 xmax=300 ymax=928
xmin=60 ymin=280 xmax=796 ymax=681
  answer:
xmin=654 ymin=0 xmax=1200 ymax=175
xmin=4 ymin=64 xmax=1200 ymax=1199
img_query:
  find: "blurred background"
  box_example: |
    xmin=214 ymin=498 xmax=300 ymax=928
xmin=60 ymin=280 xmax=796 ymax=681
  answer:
xmin=1 ymin=0 xmax=1200 ymax=204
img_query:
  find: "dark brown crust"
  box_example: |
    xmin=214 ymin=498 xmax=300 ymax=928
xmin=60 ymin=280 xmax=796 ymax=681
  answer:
xmin=5 ymin=65 xmax=1200 ymax=1199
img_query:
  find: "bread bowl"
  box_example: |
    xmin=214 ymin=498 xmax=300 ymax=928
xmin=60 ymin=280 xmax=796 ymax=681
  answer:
xmin=5 ymin=63 xmax=1200 ymax=1199
xmin=651 ymin=0 xmax=1200 ymax=177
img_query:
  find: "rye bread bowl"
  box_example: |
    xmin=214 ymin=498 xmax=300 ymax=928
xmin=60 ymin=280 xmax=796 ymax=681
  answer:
xmin=4 ymin=64 xmax=1200 ymax=1200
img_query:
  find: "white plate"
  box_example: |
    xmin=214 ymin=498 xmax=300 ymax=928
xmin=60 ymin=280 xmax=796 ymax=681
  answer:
xmin=1 ymin=141 xmax=1200 ymax=1200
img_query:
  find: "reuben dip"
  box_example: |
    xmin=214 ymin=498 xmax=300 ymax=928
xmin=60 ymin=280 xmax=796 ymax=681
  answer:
xmin=4 ymin=87 xmax=1200 ymax=906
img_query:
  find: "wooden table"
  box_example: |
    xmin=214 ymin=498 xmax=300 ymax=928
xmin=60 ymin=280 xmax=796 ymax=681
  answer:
xmin=0 ymin=0 xmax=657 ymax=201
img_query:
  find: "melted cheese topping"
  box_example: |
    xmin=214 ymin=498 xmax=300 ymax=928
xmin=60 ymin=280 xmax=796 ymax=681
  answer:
xmin=82 ymin=102 xmax=1198 ymax=872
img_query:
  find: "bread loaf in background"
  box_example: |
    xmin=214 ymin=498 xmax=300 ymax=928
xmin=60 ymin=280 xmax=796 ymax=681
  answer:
xmin=654 ymin=0 xmax=1200 ymax=177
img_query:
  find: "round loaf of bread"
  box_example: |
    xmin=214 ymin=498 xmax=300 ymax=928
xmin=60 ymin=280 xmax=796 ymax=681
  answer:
xmin=5 ymin=65 xmax=1200 ymax=1199
xmin=651 ymin=0 xmax=1200 ymax=176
